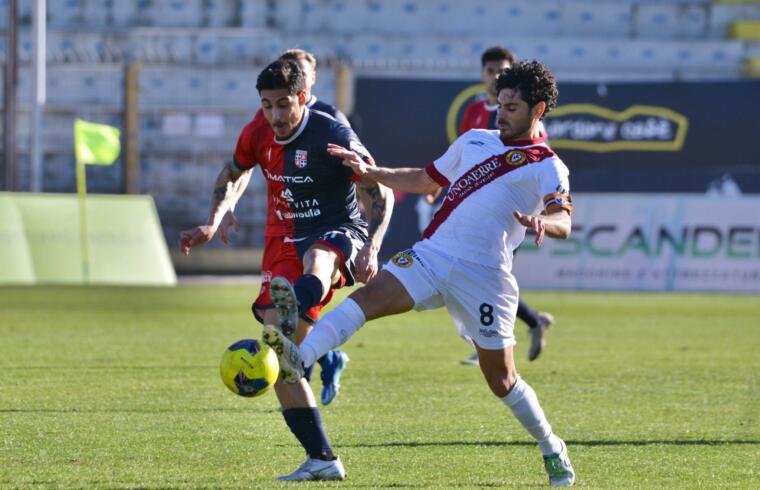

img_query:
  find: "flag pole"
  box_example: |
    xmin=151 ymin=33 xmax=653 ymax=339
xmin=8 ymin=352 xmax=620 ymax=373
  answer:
xmin=73 ymin=118 xmax=121 ymax=284
xmin=76 ymin=157 xmax=90 ymax=283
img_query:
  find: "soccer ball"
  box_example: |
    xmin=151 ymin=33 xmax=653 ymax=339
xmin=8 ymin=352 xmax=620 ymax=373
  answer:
xmin=219 ymin=339 xmax=279 ymax=398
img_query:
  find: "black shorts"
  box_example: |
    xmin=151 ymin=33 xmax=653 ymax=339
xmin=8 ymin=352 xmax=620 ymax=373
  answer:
xmin=295 ymin=225 xmax=368 ymax=289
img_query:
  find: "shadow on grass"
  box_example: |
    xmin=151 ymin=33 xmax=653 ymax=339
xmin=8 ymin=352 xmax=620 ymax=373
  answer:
xmin=336 ymin=439 xmax=760 ymax=448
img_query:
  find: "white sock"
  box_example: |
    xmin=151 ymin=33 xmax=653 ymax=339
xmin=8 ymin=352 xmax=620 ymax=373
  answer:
xmin=299 ymin=298 xmax=366 ymax=367
xmin=501 ymin=377 xmax=563 ymax=456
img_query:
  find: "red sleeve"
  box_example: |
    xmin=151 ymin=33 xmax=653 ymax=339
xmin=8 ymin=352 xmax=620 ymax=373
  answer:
xmin=459 ymin=102 xmax=477 ymax=135
xmin=233 ymin=110 xmax=269 ymax=170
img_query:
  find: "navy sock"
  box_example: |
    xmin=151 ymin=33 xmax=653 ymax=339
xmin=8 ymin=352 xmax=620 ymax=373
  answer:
xmin=294 ymin=274 xmax=325 ymax=316
xmin=317 ymin=353 xmax=329 ymax=368
xmin=303 ymin=363 xmax=314 ymax=383
xmin=282 ymin=407 xmax=335 ymax=461
xmin=517 ymin=298 xmax=540 ymax=329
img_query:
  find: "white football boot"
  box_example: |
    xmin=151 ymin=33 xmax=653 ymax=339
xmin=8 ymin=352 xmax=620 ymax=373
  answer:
xmin=269 ymin=275 xmax=299 ymax=340
xmin=543 ymin=438 xmax=575 ymax=487
xmin=277 ymin=456 xmax=346 ymax=481
xmin=262 ymin=324 xmax=304 ymax=384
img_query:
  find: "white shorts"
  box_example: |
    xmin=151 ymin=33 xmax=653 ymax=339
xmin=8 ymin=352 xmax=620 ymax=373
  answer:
xmin=383 ymin=240 xmax=519 ymax=350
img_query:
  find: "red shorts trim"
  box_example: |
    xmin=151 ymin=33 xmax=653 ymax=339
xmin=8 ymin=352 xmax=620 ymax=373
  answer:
xmin=252 ymin=235 xmax=335 ymax=324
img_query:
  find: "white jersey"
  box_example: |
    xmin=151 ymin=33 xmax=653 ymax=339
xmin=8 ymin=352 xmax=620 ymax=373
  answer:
xmin=422 ymin=129 xmax=572 ymax=271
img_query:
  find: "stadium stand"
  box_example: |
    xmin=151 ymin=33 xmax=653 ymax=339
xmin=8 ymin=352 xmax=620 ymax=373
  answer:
xmin=0 ymin=0 xmax=759 ymax=247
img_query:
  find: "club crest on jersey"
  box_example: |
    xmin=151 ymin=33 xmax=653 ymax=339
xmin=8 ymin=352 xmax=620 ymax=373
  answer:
xmin=505 ymin=150 xmax=527 ymax=166
xmin=295 ymin=149 xmax=308 ymax=168
xmin=391 ymin=252 xmax=414 ymax=268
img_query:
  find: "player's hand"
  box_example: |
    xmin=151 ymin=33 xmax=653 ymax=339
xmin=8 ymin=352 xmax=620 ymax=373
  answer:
xmin=355 ymin=242 xmax=379 ymax=284
xmin=424 ymin=187 xmax=443 ymax=205
xmin=513 ymin=210 xmax=546 ymax=247
xmin=327 ymin=143 xmax=370 ymax=175
xmin=217 ymin=211 xmax=240 ymax=245
xmin=179 ymin=224 xmax=216 ymax=256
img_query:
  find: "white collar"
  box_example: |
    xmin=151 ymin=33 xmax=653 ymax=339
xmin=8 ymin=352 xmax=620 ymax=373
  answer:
xmin=306 ymin=95 xmax=317 ymax=107
xmin=275 ymin=108 xmax=310 ymax=145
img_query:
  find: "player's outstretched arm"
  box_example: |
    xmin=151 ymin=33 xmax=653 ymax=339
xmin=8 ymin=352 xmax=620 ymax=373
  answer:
xmin=327 ymin=143 xmax=440 ymax=195
xmin=179 ymin=162 xmax=252 ymax=256
xmin=513 ymin=208 xmax=571 ymax=247
xmin=355 ymin=178 xmax=394 ymax=283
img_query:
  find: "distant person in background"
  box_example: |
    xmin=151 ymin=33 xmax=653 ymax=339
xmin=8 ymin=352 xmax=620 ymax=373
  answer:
xmin=706 ymin=174 xmax=742 ymax=197
xmin=280 ymin=49 xmax=351 ymax=128
xmin=459 ymin=46 xmax=517 ymax=134
xmin=430 ymin=46 xmax=555 ymax=365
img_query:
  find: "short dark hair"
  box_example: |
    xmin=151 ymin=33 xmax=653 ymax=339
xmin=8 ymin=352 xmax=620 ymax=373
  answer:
xmin=256 ymin=59 xmax=306 ymax=95
xmin=495 ymin=60 xmax=558 ymax=117
xmin=481 ymin=46 xmax=516 ymax=67
xmin=280 ymin=48 xmax=317 ymax=70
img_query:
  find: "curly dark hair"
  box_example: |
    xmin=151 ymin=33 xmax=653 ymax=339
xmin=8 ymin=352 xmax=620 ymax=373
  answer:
xmin=495 ymin=60 xmax=558 ymax=117
xmin=256 ymin=59 xmax=306 ymax=95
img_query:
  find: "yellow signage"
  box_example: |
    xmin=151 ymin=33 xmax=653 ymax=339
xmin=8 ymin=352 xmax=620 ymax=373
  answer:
xmin=446 ymin=84 xmax=689 ymax=153
xmin=545 ymin=104 xmax=689 ymax=153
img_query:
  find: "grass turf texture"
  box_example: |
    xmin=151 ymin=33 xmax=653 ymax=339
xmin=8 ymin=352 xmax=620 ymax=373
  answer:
xmin=0 ymin=286 xmax=758 ymax=488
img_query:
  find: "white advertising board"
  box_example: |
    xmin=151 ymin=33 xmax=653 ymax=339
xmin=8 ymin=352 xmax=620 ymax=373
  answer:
xmin=512 ymin=194 xmax=760 ymax=293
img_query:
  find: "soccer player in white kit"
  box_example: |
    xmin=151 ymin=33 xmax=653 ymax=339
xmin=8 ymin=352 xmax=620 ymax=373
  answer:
xmin=264 ymin=60 xmax=576 ymax=486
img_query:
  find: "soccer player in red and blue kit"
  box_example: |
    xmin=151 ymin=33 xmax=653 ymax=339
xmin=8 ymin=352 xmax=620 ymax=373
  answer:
xmin=278 ymin=49 xmax=355 ymax=405
xmin=185 ymin=50 xmax=362 ymax=407
xmin=180 ymin=59 xmax=393 ymax=481
xmin=458 ymin=46 xmax=556 ymax=364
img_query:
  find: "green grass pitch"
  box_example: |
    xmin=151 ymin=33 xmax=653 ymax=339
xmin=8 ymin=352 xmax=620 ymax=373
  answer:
xmin=1 ymin=285 xmax=758 ymax=488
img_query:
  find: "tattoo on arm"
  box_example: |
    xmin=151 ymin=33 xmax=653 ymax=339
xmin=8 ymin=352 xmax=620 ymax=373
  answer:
xmin=358 ymin=180 xmax=391 ymax=240
xmin=212 ymin=162 xmax=247 ymax=205
xmin=213 ymin=185 xmax=228 ymax=204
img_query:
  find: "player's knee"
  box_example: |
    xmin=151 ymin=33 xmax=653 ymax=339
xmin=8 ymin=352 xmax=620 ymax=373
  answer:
xmin=480 ymin=364 xmax=517 ymax=398
xmin=251 ymin=302 xmax=264 ymax=323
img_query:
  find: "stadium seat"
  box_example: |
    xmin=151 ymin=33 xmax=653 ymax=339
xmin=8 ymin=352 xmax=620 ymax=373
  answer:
xmin=633 ymin=3 xmax=708 ymax=39
xmin=708 ymin=3 xmax=760 ymax=38
xmin=82 ymin=0 xmax=111 ymax=28
xmin=130 ymin=30 xmax=194 ymax=64
xmin=212 ymin=30 xmax=283 ymax=64
xmin=207 ymin=69 xmax=260 ymax=108
xmin=206 ymin=0 xmax=239 ymax=28
xmin=152 ymin=0 xmax=204 ymax=28
xmin=140 ymin=66 xmax=211 ymax=106
xmin=46 ymin=65 xmax=124 ymax=105
xmin=241 ymin=0 xmax=271 ymax=28
xmin=48 ymin=0 xmax=85 ymax=28
xmin=560 ymin=1 xmax=632 ymax=38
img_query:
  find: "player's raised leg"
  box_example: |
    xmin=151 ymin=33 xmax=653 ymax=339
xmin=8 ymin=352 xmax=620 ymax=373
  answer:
xmin=475 ymin=344 xmax=575 ymax=486
xmin=267 ymin=239 xmax=346 ymax=373
xmin=267 ymin=269 xmax=414 ymax=381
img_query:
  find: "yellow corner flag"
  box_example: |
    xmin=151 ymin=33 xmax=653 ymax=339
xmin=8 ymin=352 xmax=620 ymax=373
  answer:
xmin=73 ymin=119 xmax=121 ymax=283
xmin=74 ymin=119 xmax=121 ymax=166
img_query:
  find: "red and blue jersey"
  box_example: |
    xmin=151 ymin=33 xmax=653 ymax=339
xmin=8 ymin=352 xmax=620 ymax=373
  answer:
xmin=233 ymin=108 xmax=369 ymax=239
xmin=459 ymin=96 xmax=498 ymax=135
xmin=307 ymin=96 xmax=351 ymax=128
